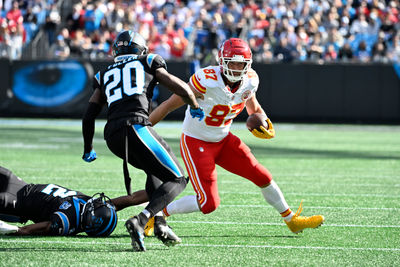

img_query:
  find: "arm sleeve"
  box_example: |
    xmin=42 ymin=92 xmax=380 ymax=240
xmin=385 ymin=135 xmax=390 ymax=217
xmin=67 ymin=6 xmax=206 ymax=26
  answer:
xmin=82 ymin=102 xmax=102 ymax=153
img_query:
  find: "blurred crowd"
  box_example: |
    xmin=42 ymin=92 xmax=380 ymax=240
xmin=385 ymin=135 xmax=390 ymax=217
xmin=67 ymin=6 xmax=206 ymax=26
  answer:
xmin=1 ymin=0 xmax=399 ymax=63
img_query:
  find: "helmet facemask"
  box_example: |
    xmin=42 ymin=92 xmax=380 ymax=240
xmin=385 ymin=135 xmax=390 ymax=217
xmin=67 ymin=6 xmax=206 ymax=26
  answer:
xmin=81 ymin=193 xmax=117 ymax=237
xmin=112 ymin=31 xmax=149 ymax=59
xmin=218 ymin=38 xmax=253 ymax=83
xmin=219 ymin=56 xmax=252 ymax=83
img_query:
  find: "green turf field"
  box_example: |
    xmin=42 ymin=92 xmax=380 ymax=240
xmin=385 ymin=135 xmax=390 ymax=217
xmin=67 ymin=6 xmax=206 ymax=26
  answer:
xmin=0 ymin=118 xmax=399 ymax=266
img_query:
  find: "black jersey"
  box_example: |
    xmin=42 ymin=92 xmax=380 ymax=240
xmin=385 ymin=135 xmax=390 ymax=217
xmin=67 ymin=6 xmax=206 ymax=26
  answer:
xmin=93 ymin=53 xmax=167 ymax=122
xmin=17 ymin=183 xmax=90 ymax=236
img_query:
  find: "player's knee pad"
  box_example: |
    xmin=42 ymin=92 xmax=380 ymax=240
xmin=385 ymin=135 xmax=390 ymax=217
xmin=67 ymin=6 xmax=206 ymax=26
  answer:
xmin=200 ymin=197 xmax=220 ymax=214
xmin=171 ymin=175 xmax=187 ymax=187
xmin=177 ymin=176 xmax=187 ymax=191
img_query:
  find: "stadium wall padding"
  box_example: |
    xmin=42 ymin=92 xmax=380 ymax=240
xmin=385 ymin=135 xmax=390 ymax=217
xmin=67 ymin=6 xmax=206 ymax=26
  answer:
xmin=0 ymin=60 xmax=399 ymax=123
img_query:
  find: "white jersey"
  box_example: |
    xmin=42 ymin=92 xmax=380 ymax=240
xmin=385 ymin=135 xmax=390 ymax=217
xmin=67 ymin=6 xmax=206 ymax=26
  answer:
xmin=183 ymin=66 xmax=259 ymax=142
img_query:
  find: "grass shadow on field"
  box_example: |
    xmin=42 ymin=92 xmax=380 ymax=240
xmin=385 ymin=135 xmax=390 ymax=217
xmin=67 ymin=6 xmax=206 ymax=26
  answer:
xmin=162 ymin=137 xmax=399 ymax=160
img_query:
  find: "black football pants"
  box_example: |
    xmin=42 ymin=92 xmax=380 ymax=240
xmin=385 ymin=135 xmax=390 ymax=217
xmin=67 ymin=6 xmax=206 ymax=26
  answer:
xmin=106 ymin=124 xmax=187 ymax=217
xmin=0 ymin=166 xmax=27 ymax=222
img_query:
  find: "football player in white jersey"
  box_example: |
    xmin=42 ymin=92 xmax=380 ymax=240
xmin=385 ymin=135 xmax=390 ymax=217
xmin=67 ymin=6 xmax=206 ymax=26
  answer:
xmin=147 ymin=38 xmax=324 ymax=235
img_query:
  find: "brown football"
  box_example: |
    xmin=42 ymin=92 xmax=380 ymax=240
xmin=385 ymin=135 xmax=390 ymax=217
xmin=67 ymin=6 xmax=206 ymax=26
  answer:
xmin=246 ymin=113 xmax=268 ymax=131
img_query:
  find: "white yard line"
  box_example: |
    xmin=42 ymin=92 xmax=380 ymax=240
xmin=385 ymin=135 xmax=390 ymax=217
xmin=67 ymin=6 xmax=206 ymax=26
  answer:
xmin=117 ymin=219 xmax=400 ymax=229
xmin=218 ymin=205 xmax=399 ymax=211
xmin=217 ymin=191 xmax=400 ymax=198
xmin=1 ymin=239 xmax=399 ymax=252
xmin=0 ymin=143 xmax=67 ymax=149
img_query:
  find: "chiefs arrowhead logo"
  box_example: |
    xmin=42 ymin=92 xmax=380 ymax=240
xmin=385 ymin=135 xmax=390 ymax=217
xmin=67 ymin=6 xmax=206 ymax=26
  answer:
xmin=241 ymin=90 xmax=251 ymax=100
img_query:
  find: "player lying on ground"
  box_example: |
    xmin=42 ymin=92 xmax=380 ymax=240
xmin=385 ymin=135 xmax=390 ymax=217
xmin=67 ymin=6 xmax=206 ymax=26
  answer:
xmin=146 ymin=38 xmax=324 ymax=236
xmin=0 ymin=166 xmax=147 ymax=236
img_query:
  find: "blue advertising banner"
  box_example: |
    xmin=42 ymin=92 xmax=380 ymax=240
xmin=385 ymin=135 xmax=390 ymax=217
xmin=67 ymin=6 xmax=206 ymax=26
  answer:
xmin=12 ymin=60 xmax=88 ymax=107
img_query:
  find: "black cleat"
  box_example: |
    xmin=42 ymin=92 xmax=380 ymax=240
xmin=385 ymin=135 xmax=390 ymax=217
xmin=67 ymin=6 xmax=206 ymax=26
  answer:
xmin=154 ymin=220 xmax=182 ymax=247
xmin=125 ymin=216 xmax=146 ymax=252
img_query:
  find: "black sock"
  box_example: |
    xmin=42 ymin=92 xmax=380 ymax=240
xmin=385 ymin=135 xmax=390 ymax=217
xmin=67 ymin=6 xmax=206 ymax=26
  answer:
xmin=137 ymin=212 xmax=149 ymax=228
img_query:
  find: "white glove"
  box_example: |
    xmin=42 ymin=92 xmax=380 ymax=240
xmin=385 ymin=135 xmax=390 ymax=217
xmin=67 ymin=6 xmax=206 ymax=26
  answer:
xmin=0 ymin=220 xmax=18 ymax=235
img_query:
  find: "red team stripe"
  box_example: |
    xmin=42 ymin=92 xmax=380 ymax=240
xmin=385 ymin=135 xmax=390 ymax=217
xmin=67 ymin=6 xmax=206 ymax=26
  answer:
xmin=191 ymin=75 xmax=207 ymax=94
xmin=180 ymin=134 xmax=206 ymax=206
xmin=280 ymin=209 xmax=292 ymax=217
xmin=163 ymin=207 xmax=170 ymax=217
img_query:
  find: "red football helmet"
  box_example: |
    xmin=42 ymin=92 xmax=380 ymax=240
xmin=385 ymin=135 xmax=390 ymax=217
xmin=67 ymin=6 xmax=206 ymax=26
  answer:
xmin=218 ymin=38 xmax=253 ymax=83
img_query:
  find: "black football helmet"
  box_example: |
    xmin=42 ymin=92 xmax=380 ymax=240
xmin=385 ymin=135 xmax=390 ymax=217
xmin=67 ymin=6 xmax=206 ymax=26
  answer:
xmin=112 ymin=30 xmax=148 ymax=57
xmin=81 ymin=193 xmax=118 ymax=237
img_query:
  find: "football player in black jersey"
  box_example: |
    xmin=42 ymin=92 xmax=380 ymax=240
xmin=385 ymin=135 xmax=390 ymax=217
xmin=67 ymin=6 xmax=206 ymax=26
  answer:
xmin=81 ymin=30 xmax=204 ymax=251
xmin=0 ymin=166 xmax=147 ymax=236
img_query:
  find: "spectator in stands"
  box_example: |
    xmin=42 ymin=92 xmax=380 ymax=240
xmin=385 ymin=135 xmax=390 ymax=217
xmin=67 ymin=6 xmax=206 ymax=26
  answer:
xmin=7 ymin=20 xmax=23 ymax=60
xmin=0 ymin=18 xmax=10 ymax=58
xmin=338 ymin=42 xmax=354 ymax=61
xmin=49 ymin=35 xmax=70 ymax=59
xmin=66 ymin=3 xmax=85 ymax=36
xmin=43 ymin=4 xmax=60 ymax=46
xmin=355 ymin=40 xmax=371 ymax=62
xmin=1 ymin=0 xmax=400 ymax=63
xmin=273 ymin=36 xmax=296 ymax=63
xmin=387 ymin=34 xmax=400 ymax=62
xmin=324 ymin=44 xmax=338 ymax=61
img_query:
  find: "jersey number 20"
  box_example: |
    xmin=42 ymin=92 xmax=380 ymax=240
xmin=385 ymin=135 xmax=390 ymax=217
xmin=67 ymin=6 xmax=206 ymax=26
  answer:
xmin=104 ymin=61 xmax=145 ymax=105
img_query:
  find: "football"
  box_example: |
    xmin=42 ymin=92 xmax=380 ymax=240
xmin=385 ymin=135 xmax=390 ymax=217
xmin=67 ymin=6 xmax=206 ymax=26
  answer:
xmin=246 ymin=113 xmax=268 ymax=131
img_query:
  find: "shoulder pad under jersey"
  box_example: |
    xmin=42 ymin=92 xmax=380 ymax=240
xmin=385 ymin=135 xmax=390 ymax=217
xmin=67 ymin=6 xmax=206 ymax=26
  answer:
xmin=246 ymin=68 xmax=259 ymax=88
xmin=189 ymin=66 xmax=219 ymax=94
xmin=145 ymin=53 xmax=167 ymax=70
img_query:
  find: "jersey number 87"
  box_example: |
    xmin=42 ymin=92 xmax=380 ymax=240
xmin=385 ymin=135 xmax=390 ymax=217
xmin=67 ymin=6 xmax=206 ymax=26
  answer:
xmin=205 ymin=102 xmax=245 ymax=127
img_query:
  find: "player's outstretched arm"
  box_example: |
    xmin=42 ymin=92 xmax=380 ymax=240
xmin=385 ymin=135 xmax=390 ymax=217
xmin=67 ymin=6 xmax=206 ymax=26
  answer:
xmin=111 ymin=190 xmax=149 ymax=211
xmin=149 ymin=94 xmax=185 ymax=126
xmin=11 ymin=221 xmax=51 ymax=236
xmin=155 ymin=68 xmax=200 ymax=110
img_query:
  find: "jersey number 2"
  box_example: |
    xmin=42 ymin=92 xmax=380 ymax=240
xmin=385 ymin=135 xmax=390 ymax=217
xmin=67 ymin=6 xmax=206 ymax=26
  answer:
xmin=41 ymin=184 xmax=77 ymax=198
xmin=104 ymin=61 xmax=145 ymax=105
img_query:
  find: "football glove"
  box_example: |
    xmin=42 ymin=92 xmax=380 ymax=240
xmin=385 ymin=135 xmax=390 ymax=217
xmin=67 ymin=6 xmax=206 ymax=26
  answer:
xmin=82 ymin=149 xmax=97 ymax=162
xmin=251 ymin=118 xmax=275 ymax=139
xmin=190 ymin=106 xmax=205 ymax=121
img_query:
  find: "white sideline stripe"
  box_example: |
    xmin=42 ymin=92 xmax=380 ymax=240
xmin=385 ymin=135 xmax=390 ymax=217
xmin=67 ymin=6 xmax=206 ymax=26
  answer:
xmin=118 ymin=220 xmax=400 ymax=229
xmin=218 ymin=191 xmax=400 ymax=198
xmin=222 ymin=181 xmax=399 ymax=188
xmin=2 ymin=239 xmax=400 ymax=252
xmin=0 ymin=143 xmax=67 ymax=149
xmin=219 ymin=205 xmax=399 ymax=211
